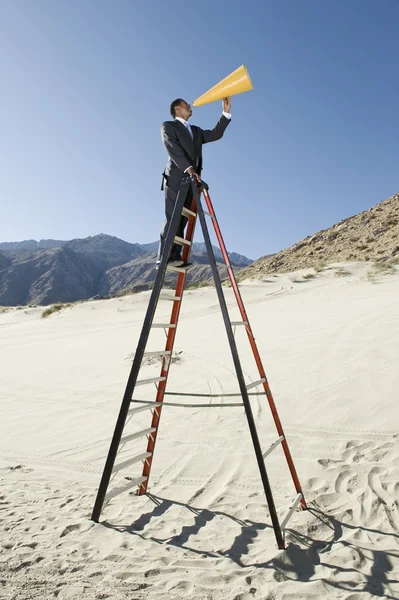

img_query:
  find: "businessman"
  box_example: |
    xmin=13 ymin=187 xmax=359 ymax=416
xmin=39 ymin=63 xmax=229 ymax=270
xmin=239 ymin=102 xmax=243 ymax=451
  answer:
xmin=157 ymin=97 xmax=231 ymax=268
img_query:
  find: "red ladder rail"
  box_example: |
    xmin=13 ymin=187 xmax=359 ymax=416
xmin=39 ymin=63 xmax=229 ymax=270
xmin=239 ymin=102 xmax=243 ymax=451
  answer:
xmin=201 ymin=187 xmax=307 ymax=510
xmin=139 ymin=198 xmax=197 ymax=495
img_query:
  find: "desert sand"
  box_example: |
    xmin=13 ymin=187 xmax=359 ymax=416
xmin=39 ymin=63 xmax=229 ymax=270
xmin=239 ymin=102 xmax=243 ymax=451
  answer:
xmin=0 ymin=262 xmax=398 ymax=600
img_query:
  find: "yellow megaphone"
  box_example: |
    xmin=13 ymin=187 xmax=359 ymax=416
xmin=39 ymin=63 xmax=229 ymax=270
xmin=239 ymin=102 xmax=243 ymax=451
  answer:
xmin=193 ymin=65 xmax=254 ymax=107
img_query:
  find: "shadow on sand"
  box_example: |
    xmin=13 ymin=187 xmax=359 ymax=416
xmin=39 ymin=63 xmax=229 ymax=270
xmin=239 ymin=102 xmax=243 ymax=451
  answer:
xmin=102 ymin=496 xmax=399 ymax=598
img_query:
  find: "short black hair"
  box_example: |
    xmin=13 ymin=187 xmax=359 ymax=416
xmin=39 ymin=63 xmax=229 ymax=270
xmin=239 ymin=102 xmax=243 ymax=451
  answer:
xmin=170 ymin=98 xmax=184 ymax=118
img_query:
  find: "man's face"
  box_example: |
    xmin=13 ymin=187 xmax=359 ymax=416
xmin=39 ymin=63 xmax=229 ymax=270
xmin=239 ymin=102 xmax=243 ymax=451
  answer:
xmin=175 ymin=100 xmax=193 ymax=120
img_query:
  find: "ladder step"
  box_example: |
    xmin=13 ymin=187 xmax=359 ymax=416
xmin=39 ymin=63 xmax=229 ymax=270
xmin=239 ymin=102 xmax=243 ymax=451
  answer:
xmin=174 ymin=236 xmax=191 ymax=246
xmin=120 ymin=427 xmax=157 ymax=444
xmin=231 ymin=321 xmax=249 ymax=326
xmin=166 ymin=264 xmax=191 ymax=274
xmin=280 ymin=493 xmax=303 ymax=531
xmin=159 ymin=294 xmax=181 ymax=302
xmin=182 ymin=207 xmax=196 ymax=218
xmin=113 ymin=451 xmax=152 ymax=473
xmin=143 ymin=350 xmax=172 ymax=357
xmin=263 ymin=435 xmax=284 ymax=459
xmin=136 ymin=376 xmax=166 ymax=386
xmin=203 ymin=210 xmax=215 ymax=219
xmin=105 ymin=476 xmax=147 ymax=502
xmin=128 ymin=403 xmax=160 ymax=416
xmin=151 ymin=323 xmax=176 ymax=329
xmin=246 ymin=378 xmax=266 ymax=390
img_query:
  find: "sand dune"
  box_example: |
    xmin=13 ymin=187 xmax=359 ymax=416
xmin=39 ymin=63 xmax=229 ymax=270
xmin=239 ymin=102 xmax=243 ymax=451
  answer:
xmin=1 ymin=262 xmax=398 ymax=599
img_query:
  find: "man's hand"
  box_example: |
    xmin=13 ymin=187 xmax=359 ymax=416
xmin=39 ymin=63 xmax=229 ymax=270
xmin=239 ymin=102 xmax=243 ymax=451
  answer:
xmin=222 ymin=97 xmax=231 ymax=113
xmin=187 ymin=166 xmax=201 ymax=184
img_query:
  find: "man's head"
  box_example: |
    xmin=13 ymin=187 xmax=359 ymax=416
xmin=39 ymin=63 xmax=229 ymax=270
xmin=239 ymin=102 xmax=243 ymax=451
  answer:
xmin=170 ymin=98 xmax=193 ymax=120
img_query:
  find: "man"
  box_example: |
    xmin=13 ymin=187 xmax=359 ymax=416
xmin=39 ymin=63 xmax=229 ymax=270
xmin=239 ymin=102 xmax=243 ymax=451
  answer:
xmin=157 ymin=97 xmax=232 ymax=268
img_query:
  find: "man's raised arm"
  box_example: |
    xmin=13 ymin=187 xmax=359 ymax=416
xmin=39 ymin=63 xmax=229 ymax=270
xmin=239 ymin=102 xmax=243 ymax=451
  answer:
xmin=201 ymin=97 xmax=232 ymax=144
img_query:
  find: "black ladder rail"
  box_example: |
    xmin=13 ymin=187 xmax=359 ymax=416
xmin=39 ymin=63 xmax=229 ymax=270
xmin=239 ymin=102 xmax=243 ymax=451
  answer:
xmin=193 ymin=181 xmax=285 ymax=550
xmin=91 ymin=177 xmax=191 ymax=523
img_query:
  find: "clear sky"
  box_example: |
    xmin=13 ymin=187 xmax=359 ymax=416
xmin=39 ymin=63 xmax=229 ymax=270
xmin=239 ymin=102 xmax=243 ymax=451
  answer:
xmin=0 ymin=0 xmax=398 ymax=259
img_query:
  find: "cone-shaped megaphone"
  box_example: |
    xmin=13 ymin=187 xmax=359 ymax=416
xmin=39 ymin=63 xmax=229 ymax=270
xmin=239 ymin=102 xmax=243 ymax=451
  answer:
xmin=193 ymin=65 xmax=254 ymax=107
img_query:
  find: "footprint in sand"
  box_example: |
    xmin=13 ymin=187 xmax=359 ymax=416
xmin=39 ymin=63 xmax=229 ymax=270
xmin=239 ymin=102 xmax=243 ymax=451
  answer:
xmin=313 ymin=436 xmax=399 ymax=538
xmin=88 ymin=571 xmax=103 ymax=578
xmin=307 ymin=477 xmax=329 ymax=493
xmin=59 ymin=522 xmax=93 ymax=538
xmin=2 ymin=542 xmax=14 ymax=550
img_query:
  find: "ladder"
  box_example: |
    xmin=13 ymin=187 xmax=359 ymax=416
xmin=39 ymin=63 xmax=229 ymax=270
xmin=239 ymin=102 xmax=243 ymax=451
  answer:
xmin=91 ymin=176 xmax=306 ymax=549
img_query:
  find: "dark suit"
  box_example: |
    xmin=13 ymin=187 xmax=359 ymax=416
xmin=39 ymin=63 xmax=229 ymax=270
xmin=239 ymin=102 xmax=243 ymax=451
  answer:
xmin=158 ymin=114 xmax=231 ymax=261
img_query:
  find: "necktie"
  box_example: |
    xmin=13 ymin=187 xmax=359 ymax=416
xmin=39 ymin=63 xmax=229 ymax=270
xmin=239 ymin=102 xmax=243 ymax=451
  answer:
xmin=184 ymin=121 xmax=193 ymax=139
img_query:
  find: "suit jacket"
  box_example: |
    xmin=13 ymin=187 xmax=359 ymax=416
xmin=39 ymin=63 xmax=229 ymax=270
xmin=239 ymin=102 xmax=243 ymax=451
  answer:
xmin=161 ymin=115 xmax=231 ymax=192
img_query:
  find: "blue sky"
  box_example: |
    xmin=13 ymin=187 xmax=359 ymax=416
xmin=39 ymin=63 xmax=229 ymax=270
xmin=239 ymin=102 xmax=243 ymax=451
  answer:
xmin=0 ymin=0 xmax=398 ymax=259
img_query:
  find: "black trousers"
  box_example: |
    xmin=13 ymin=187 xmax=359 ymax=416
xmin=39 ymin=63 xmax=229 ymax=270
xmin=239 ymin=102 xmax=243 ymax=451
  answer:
xmin=157 ymin=184 xmax=193 ymax=262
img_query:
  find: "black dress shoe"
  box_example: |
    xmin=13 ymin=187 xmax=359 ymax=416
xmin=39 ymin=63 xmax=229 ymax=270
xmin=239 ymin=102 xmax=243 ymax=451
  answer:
xmin=167 ymin=258 xmax=184 ymax=267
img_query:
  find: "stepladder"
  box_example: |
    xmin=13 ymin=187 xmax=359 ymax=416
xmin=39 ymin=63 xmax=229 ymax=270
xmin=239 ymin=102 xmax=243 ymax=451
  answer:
xmin=91 ymin=175 xmax=307 ymax=549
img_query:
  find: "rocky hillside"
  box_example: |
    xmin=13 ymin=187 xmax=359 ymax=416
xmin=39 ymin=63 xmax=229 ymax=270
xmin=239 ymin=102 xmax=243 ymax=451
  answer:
xmin=0 ymin=247 xmax=99 ymax=306
xmin=0 ymin=253 xmax=11 ymax=271
xmin=0 ymin=234 xmax=252 ymax=306
xmin=238 ymin=192 xmax=399 ymax=280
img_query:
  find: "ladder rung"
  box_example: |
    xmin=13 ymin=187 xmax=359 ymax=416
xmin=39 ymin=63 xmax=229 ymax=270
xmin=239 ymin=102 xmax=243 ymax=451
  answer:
xmin=263 ymin=435 xmax=284 ymax=459
xmin=203 ymin=210 xmax=215 ymax=219
xmin=159 ymin=294 xmax=181 ymax=302
xmin=246 ymin=378 xmax=266 ymax=390
xmin=128 ymin=403 xmax=160 ymax=416
xmin=280 ymin=493 xmax=303 ymax=531
xmin=231 ymin=321 xmax=248 ymax=326
xmin=151 ymin=323 xmax=176 ymax=329
xmin=113 ymin=451 xmax=152 ymax=473
xmin=120 ymin=427 xmax=157 ymax=444
xmin=143 ymin=350 xmax=172 ymax=357
xmin=174 ymin=236 xmax=191 ymax=246
xmin=166 ymin=265 xmax=190 ymax=274
xmin=105 ymin=476 xmax=147 ymax=502
xmin=136 ymin=376 xmax=166 ymax=386
xmin=182 ymin=207 xmax=196 ymax=218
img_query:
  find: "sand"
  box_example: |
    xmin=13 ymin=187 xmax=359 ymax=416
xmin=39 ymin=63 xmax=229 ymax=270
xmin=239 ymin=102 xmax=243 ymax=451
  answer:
xmin=0 ymin=262 xmax=398 ymax=599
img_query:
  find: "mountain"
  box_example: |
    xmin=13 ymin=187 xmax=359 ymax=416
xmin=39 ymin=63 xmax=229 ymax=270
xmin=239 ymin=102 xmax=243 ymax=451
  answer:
xmin=190 ymin=243 xmax=253 ymax=266
xmin=64 ymin=233 xmax=144 ymax=270
xmin=0 ymin=252 xmax=11 ymax=271
xmin=138 ymin=241 xmax=252 ymax=267
xmin=0 ymin=239 xmax=65 ymax=251
xmin=238 ymin=192 xmax=399 ymax=280
xmin=0 ymin=233 xmax=252 ymax=306
xmin=227 ymin=252 xmax=254 ymax=267
xmin=0 ymin=247 xmax=99 ymax=306
xmin=1 ymin=236 xmax=252 ymax=267
xmin=99 ymin=253 xmax=230 ymax=296
xmin=139 ymin=241 xmax=160 ymax=254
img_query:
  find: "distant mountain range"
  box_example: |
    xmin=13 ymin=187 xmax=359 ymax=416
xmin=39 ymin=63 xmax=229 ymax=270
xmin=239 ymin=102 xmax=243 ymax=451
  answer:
xmin=0 ymin=234 xmax=253 ymax=306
